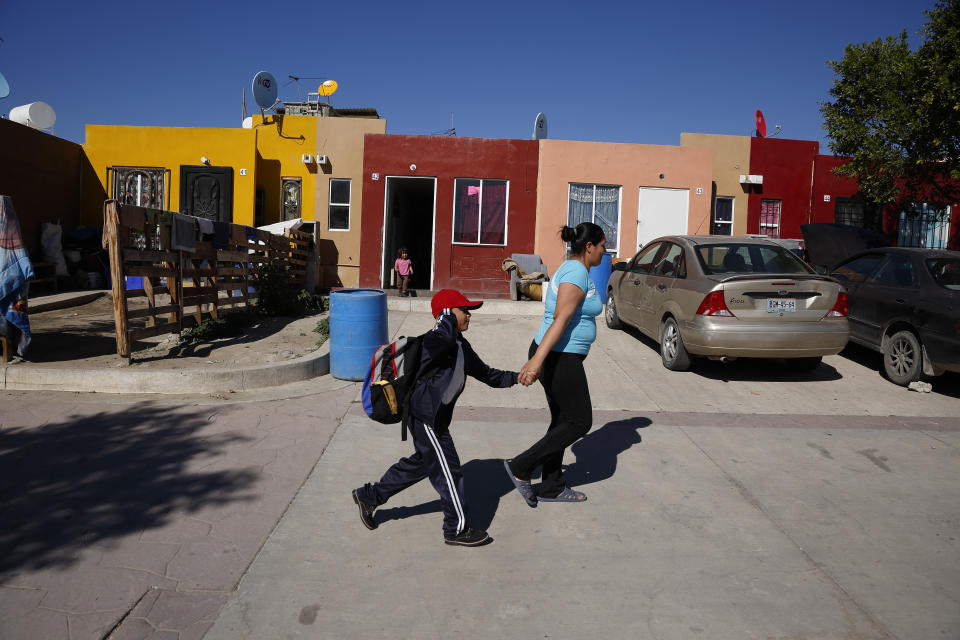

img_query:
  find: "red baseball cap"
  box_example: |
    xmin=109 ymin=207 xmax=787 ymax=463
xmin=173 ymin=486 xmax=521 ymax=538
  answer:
xmin=431 ymin=289 xmax=483 ymax=318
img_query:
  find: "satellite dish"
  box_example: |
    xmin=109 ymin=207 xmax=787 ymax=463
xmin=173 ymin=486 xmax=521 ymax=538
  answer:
xmin=318 ymin=80 xmax=338 ymax=97
xmin=252 ymin=71 xmax=278 ymax=110
xmin=755 ymin=109 xmax=767 ymax=138
xmin=10 ymin=102 xmax=56 ymax=130
xmin=533 ymin=112 xmax=547 ymax=140
xmin=0 ymin=72 xmax=9 ymax=99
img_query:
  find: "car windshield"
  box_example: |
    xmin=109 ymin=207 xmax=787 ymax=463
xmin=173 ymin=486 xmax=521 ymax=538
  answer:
xmin=695 ymin=243 xmax=814 ymax=275
xmin=927 ymin=258 xmax=960 ymax=290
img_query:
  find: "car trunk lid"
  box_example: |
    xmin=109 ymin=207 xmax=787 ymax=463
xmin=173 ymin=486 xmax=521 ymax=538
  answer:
xmin=717 ymin=275 xmax=839 ymax=322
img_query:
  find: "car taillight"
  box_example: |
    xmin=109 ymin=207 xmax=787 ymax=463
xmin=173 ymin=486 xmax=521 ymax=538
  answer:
xmin=824 ymin=291 xmax=848 ymax=318
xmin=696 ymin=290 xmax=735 ymax=317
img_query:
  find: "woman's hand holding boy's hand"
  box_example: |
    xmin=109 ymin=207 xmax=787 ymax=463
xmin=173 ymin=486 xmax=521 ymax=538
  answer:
xmin=518 ymin=359 xmax=541 ymax=386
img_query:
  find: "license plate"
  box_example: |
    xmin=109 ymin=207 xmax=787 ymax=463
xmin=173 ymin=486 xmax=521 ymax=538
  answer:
xmin=767 ymin=298 xmax=796 ymax=313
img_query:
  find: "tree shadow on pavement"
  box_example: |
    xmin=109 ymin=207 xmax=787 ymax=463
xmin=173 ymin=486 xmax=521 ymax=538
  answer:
xmin=0 ymin=402 xmax=258 ymax=575
xmin=376 ymin=417 xmax=651 ymax=533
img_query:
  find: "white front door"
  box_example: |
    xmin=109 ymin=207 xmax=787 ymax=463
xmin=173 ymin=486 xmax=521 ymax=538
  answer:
xmin=637 ymin=187 xmax=689 ymax=250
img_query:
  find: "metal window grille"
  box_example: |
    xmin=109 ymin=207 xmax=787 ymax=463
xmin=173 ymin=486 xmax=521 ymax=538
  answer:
xmin=897 ymin=203 xmax=951 ymax=249
xmin=759 ymin=199 xmax=781 ymax=238
xmin=834 ymin=198 xmax=882 ymax=232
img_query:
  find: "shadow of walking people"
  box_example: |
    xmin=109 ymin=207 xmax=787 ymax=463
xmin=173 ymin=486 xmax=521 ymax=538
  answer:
xmin=376 ymin=416 xmax=651 ymax=533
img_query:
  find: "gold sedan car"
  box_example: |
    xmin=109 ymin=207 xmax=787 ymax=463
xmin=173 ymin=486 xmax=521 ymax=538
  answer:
xmin=605 ymin=236 xmax=850 ymax=371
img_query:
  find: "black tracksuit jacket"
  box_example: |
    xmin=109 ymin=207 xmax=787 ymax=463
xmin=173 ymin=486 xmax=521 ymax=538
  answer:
xmin=407 ymin=309 xmax=517 ymax=428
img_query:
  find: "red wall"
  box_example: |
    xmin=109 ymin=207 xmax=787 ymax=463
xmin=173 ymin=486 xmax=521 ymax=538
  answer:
xmin=359 ymin=134 xmax=539 ymax=297
xmin=746 ymin=138 xmax=819 ymax=239
xmin=813 ymin=155 xmax=960 ymax=249
xmin=811 ymin=155 xmax=860 ymax=224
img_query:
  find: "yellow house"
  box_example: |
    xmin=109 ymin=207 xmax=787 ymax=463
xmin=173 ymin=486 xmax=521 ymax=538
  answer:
xmin=81 ymin=107 xmax=385 ymax=288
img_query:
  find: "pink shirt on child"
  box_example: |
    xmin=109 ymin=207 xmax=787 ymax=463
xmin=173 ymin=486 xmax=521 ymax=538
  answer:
xmin=395 ymin=258 xmax=412 ymax=276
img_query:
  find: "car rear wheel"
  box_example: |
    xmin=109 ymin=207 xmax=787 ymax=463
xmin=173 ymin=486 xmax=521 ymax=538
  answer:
xmin=605 ymin=294 xmax=623 ymax=329
xmin=785 ymin=356 xmax=822 ymax=371
xmin=660 ymin=317 xmax=691 ymax=371
xmin=883 ymin=330 xmax=923 ymax=386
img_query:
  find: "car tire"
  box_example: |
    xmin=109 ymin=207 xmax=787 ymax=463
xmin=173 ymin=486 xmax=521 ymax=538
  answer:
xmin=660 ymin=317 xmax=691 ymax=371
xmin=883 ymin=330 xmax=923 ymax=386
xmin=605 ymin=293 xmax=623 ymax=329
xmin=786 ymin=356 xmax=822 ymax=372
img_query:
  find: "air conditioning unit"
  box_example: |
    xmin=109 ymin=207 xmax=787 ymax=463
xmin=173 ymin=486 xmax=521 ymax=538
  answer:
xmin=316 ymin=155 xmax=328 ymax=165
xmin=301 ymin=154 xmax=314 ymax=164
xmin=739 ymin=174 xmax=763 ymax=185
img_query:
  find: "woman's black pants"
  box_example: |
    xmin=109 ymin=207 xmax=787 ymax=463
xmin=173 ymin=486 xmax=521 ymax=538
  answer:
xmin=509 ymin=341 xmax=592 ymax=498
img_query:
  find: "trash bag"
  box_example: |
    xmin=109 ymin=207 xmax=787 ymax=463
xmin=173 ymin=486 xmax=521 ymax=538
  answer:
xmin=41 ymin=222 xmax=69 ymax=276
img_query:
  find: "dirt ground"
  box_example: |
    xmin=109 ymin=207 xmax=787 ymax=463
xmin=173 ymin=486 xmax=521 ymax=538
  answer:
xmin=14 ymin=295 xmax=328 ymax=370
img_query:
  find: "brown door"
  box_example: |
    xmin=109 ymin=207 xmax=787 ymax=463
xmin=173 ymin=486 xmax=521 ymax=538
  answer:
xmin=180 ymin=165 xmax=234 ymax=222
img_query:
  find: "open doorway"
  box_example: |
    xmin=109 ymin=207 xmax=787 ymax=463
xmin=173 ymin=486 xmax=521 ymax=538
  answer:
xmin=382 ymin=176 xmax=435 ymax=292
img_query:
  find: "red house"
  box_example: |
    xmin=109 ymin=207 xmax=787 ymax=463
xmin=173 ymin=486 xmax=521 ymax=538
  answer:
xmin=358 ymin=135 xmax=539 ymax=297
xmin=745 ymin=137 xmax=819 ymax=240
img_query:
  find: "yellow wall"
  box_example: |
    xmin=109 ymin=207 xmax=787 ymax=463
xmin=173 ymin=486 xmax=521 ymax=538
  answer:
xmin=313 ymin=116 xmax=387 ymax=288
xmin=680 ymin=132 xmax=752 ymax=236
xmin=536 ymin=140 xmax=714 ymax=273
xmin=82 ymin=125 xmax=257 ymax=226
xmin=251 ymin=114 xmax=317 ymax=224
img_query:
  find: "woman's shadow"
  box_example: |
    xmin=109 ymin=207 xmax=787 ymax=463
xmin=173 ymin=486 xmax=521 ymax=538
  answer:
xmin=374 ymin=417 xmax=651 ymax=531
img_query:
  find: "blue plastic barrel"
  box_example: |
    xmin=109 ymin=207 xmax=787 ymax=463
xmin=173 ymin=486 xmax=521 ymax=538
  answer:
xmin=590 ymin=254 xmax=612 ymax=303
xmin=329 ymin=289 xmax=389 ymax=381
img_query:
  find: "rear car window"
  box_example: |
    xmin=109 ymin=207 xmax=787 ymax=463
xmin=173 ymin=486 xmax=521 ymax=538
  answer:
xmin=927 ymin=258 xmax=960 ymax=290
xmin=831 ymin=254 xmax=884 ymax=283
xmin=695 ymin=243 xmax=813 ymax=275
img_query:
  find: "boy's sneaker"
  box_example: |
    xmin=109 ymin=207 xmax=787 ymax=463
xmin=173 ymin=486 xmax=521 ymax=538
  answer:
xmin=352 ymin=489 xmax=377 ymax=530
xmin=444 ymin=528 xmax=491 ymax=546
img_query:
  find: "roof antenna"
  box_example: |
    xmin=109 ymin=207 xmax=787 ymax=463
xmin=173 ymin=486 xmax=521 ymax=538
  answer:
xmin=288 ymin=75 xmax=303 ymax=102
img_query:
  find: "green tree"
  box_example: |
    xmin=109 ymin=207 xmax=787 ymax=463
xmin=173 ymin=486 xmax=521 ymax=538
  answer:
xmin=821 ymin=0 xmax=960 ymax=205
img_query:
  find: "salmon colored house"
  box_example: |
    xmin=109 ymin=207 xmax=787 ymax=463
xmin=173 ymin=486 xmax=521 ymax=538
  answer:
xmin=358 ymin=135 xmax=539 ymax=297
xmin=535 ymin=140 xmax=714 ymax=273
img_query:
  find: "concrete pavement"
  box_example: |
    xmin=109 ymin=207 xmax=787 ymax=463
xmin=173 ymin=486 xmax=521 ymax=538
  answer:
xmin=1 ymin=309 xmax=958 ymax=639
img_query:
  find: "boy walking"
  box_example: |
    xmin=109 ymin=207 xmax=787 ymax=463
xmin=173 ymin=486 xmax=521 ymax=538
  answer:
xmin=352 ymin=289 xmax=522 ymax=546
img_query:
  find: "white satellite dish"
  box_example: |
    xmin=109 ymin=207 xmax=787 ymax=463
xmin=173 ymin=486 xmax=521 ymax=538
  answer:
xmin=0 ymin=72 xmax=9 ymax=99
xmin=10 ymin=102 xmax=56 ymax=130
xmin=252 ymin=71 xmax=278 ymax=110
xmin=533 ymin=112 xmax=547 ymax=140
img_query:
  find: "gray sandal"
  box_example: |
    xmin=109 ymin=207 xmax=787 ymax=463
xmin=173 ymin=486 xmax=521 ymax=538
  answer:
xmin=503 ymin=460 xmax=537 ymax=508
xmin=537 ymin=486 xmax=587 ymax=502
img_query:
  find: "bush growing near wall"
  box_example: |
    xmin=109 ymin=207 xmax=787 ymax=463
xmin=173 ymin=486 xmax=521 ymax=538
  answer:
xmin=254 ymin=262 xmax=322 ymax=317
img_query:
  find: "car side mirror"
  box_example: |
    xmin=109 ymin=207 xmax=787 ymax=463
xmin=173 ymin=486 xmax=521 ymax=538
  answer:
xmin=612 ymin=262 xmax=627 ymax=272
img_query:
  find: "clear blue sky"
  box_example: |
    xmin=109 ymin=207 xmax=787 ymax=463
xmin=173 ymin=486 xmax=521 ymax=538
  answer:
xmin=0 ymin=0 xmax=936 ymax=151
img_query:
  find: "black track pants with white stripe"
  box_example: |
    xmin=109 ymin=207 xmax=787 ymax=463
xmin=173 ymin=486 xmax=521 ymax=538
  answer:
xmin=357 ymin=418 xmax=467 ymax=539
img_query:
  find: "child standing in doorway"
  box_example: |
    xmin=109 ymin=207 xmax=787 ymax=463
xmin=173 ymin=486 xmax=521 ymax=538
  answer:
xmin=395 ymin=247 xmax=413 ymax=297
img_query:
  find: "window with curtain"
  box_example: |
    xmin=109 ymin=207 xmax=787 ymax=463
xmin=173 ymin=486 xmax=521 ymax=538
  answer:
xmin=329 ymin=178 xmax=351 ymax=230
xmin=567 ymin=183 xmax=619 ymax=252
xmin=759 ymin=199 xmax=781 ymax=237
xmin=712 ymin=197 xmax=734 ymax=235
xmin=453 ymin=179 xmax=508 ymax=245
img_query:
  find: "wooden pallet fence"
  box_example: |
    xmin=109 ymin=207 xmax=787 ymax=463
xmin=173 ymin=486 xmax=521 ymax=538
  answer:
xmin=285 ymin=228 xmax=312 ymax=285
xmin=103 ymin=201 xmax=314 ymax=360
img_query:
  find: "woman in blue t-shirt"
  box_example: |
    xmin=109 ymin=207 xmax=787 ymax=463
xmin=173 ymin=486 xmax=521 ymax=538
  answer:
xmin=505 ymin=222 xmax=606 ymax=505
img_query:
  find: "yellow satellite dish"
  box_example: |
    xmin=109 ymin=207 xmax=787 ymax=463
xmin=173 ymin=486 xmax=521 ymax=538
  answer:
xmin=318 ymin=80 xmax=338 ymax=97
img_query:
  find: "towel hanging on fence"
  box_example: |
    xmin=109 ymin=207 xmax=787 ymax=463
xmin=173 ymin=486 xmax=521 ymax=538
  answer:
xmin=171 ymin=213 xmax=197 ymax=253
xmin=213 ymin=221 xmax=231 ymax=248
xmin=196 ymin=216 xmax=214 ymax=235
